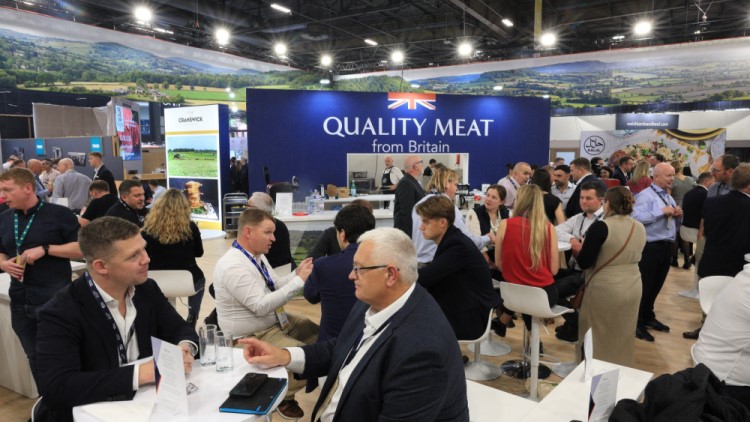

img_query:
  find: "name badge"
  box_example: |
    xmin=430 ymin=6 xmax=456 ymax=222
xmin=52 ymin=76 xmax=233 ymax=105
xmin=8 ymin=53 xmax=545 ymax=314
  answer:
xmin=275 ymin=306 xmax=289 ymax=330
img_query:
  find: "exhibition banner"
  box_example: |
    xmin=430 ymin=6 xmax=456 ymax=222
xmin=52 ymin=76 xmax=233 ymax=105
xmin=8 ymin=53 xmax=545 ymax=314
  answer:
xmin=615 ymin=114 xmax=679 ymax=130
xmin=579 ymin=129 xmax=726 ymax=176
xmin=246 ymin=90 xmax=551 ymax=195
xmin=165 ymin=105 xmax=228 ymax=227
xmin=111 ymin=98 xmax=142 ymax=161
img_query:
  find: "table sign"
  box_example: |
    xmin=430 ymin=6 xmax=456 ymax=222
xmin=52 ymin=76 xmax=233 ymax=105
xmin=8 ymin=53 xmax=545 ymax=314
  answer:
xmin=152 ymin=337 xmax=189 ymax=416
xmin=275 ymin=193 xmax=293 ymax=216
xmin=589 ymin=369 xmax=619 ymax=421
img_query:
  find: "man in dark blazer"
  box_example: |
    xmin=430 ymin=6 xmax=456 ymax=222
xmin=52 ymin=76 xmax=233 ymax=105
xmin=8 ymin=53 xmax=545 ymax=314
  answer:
xmin=88 ymin=152 xmax=117 ymax=196
xmin=393 ymin=155 xmax=426 ymax=237
xmin=612 ymin=156 xmax=635 ymax=186
xmin=566 ymin=157 xmax=607 ymax=217
xmin=416 ymin=195 xmax=500 ymax=340
xmin=34 ymin=217 xmax=198 ymax=422
xmin=699 ymin=163 xmax=750 ymax=279
xmin=241 ymin=227 xmax=468 ymax=422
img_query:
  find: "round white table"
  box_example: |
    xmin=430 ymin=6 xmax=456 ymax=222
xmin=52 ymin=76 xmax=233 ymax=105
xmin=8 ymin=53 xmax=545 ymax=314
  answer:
xmin=746 ymin=253 xmax=750 ymax=263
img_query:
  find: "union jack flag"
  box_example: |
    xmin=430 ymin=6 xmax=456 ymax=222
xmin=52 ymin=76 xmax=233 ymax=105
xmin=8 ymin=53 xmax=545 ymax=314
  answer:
xmin=387 ymin=92 xmax=437 ymax=110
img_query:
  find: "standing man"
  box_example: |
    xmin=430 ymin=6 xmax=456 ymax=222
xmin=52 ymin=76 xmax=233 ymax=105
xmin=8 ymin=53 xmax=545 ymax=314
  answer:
xmin=34 ymin=217 xmax=198 ymax=422
xmin=499 ymin=162 xmax=532 ymax=210
xmin=707 ymin=154 xmax=740 ymax=198
xmin=380 ymin=155 xmax=403 ymax=192
xmin=612 ymin=156 xmax=635 ymax=186
xmin=239 ymin=158 xmax=249 ymax=195
xmin=88 ymin=152 xmax=117 ymax=196
xmin=39 ymin=159 xmax=60 ymax=192
xmin=240 ymin=228 xmax=468 ymax=422
xmin=26 ymin=159 xmax=52 ymax=200
xmin=648 ymin=153 xmax=665 ymax=177
xmin=551 ymin=164 xmax=575 ymax=212
xmin=566 ymin=157 xmax=607 ymax=217
xmin=393 ymin=155 xmax=425 ymax=237
xmin=79 ymin=180 xmax=117 ymax=226
xmin=51 ymin=158 xmax=92 ymax=213
xmin=213 ymin=208 xmax=319 ymax=419
xmin=0 ymin=168 xmax=81 ymax=375
xmin=553 ymin=157 xmax=565 ymax=167
xmin=105 ymin=180 xmax=148 ymax=227
xmin=229 ymin=157 xmax=240 ymax=193
xmin=632 ymin=162 xmax=682 ymax=342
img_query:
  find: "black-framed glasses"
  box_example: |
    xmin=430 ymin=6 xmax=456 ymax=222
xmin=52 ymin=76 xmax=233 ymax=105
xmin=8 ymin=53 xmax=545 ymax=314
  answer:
xmin=351 ymin=264 xmax=389 ymax=278
xmin=412 ymin=160 xmax=424 ymax=168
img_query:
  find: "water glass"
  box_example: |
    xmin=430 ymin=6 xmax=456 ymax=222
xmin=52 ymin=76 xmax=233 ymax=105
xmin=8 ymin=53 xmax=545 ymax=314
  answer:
xmin=215 ymin=330 xmax=234 ymax=373
xmin=198 ymin=324 xmax=217 ymax=367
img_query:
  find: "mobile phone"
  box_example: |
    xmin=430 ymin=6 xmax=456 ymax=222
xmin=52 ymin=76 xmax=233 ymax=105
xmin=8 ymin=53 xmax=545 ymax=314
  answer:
xmin=229 ymin=372 xmax=268 ymax=398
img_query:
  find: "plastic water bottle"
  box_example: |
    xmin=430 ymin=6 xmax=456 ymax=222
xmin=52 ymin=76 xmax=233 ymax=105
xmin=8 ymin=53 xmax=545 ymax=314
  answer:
xmin=312 ymin=190 xmax=321 ymax=214
xmin=350 ymin=180 xmax=357 ymax=197
xmin=317 ymin=191 xmax=325 ymax=213
xmin=307 ymin=190 xmax=315 ymax=214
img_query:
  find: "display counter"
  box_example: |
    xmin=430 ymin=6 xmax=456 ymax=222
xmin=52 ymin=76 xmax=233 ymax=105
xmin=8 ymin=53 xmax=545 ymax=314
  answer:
xmin=323 ymin=194 xmax=395 ymax=210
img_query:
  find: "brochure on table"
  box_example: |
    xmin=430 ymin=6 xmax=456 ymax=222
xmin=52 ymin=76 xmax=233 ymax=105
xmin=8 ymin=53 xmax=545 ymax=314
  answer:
xmin=151 ymin=337 xmax=189 ymax=416
xmin=164 ymin=104 xmax=231 ymax=230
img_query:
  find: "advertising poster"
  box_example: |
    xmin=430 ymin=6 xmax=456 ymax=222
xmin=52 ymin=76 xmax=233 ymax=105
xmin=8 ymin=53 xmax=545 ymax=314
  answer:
xmin=579 ymin=129 xmax=726 ymax=176
xmin=164 ymin=105 xmax=224 ymax=227
xmin=112 ymin=99 xmax=142 ymax=161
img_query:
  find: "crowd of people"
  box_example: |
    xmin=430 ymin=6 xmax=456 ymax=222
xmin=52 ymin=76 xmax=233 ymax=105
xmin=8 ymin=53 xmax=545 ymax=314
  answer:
xmin=2 ymin=148 xmax=749 ymax=420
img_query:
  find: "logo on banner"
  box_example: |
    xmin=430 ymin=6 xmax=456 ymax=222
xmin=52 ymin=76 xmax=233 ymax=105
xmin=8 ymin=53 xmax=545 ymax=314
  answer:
xmin=583 ymin=136 xmax=606 ymax=155
xmin=387 ymin=93 xmax=437 ymax=110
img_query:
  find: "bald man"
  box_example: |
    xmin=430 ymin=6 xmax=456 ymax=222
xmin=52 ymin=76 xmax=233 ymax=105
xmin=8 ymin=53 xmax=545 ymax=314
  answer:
xmin=632 ymin=162 xmax=683 ymax=342
xmin=50 ymin=158 xmax=93 ymax=213
xmin=27 ymin=159 xmax=51 ymax=199
xmin=380 ymin=155 xmax=403 ymax=192
xmin=498 ymin=162 xmax=531 ymax=209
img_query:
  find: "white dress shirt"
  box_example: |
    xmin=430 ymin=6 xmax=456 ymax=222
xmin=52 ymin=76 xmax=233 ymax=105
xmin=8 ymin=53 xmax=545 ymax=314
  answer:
xmin=551 ymin=182 xmax=575 ymax=211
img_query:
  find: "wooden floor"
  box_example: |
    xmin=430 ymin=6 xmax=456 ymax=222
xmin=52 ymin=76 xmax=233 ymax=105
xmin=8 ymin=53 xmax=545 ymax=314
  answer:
xmin=0 ymin=237 xmax=703 ymax=421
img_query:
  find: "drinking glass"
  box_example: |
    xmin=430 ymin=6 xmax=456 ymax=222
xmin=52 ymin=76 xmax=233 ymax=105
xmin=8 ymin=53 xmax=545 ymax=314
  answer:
xmin=198 ymin=324 xmax=217 ymax=367
xmin=215 ymin=330 xmax=234 ymax=373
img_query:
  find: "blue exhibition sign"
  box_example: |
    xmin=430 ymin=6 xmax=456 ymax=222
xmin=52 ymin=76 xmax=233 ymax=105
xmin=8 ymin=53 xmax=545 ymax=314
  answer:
xmin=246 ymin=90 xmax=551 ymax=195
xmin=35 ymin=138 xmax=45 ymax=155
xmin=90 ymin=136 xmax=103 ymax=153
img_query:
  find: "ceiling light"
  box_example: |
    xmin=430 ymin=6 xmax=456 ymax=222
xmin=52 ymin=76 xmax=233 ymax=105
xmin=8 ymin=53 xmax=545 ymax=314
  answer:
xmin=694 ymin=30 xmax=701 ymax=34
xmin=501 ymin=19 xmax=513 ymax=27
xmin=320 ymin=54 xmax=332 ymax=67
xmin=540 ymin=32 xmax=556 ymax=48
xmin=320 ymin=79 xmax=331 ymax=85
xmin=493 ymin=86 xmax=503 ymax=91
xmin=411 ymin=83 xmax=420 ymax=88
xmin=215 ymin=28 xmax=230 ymax=46
xmin=391 ymin=50 xmax=404 ymax=64
xmin=364 ymin=38 xmax=378 ymax=46
xmin=634 ymin=21 xmax=652 ymax=36
xmin=458 ymin=42 xmax=472 ymax=57
xmin=274 ymin=42 xmax=287 ymax=56
xmin=612 ymin=35 xmax=625 ymax=41
xmin=134 ymin=6 xmax=152 ymax=24
xmin=270 ymin=3 xmax=291 ymax=14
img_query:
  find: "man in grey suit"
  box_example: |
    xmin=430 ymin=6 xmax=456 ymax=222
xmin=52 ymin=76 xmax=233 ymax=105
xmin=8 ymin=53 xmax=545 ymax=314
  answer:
xmin=241 ymin=227 xmax=468 ymax=422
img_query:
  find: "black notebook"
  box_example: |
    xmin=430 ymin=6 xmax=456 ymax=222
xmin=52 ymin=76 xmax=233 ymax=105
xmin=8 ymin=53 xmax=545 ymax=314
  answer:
xmin=219 ymin=377 xmax=287 ymax=415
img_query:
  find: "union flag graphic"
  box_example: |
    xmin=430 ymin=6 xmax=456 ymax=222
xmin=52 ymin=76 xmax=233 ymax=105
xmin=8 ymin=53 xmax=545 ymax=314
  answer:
xmin=387 ymin=92 xmax=437 ymax=110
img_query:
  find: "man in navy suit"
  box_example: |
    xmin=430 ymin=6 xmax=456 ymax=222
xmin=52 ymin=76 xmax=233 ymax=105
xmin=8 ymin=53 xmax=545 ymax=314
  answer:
xmin=241 ymin=227 xmax=468 ymax=422
xmin=88 ymin=152 xmax=117 ymax=196
xmin=34 ymin=217 xmax=198 ymax=422
xmin=566 ymin=157 xmax=607 ymax=217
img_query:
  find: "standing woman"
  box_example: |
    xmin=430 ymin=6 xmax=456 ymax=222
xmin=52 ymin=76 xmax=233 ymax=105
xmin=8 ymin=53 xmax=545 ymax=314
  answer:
xmin=627 ymin=161 xmax=652 ymax=195
xmin=466 ymin=184 xmax=509 ymax=278
xmin=494 ymin=184 xmax=559 ymax=329
xmin=142 ymin=188 xmax=205 ymax=327
xmin=575 ymin=187 xmax=646 ymax=366
xmin=530 ymin=168 xmax=566 ymax=225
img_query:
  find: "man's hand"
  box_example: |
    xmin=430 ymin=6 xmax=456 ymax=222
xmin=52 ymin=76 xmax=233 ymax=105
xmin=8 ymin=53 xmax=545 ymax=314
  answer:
xmin=238 ymin=338 xmax=291 ymax=368
xmin=1 ymin=257 xmax=25 ymax=280
xmin=661 ymin=205 xmax=676 ymax=216
xmin=295 ymin=257 xmax=314 ymax=282
xmin=673 ymin=206 xmax=683 ymax=218
xmin=569 ymin=238 xmax=583 ymax=256
xmin=487 ymin=230 xmax=497 ymax=245
xmin=180 ymin=343 xmax=195 ymax=374
xmin=21 ymin=246 xmax=46 ymax=265
xmin=138 ymin=360 xmax=155 ymax=386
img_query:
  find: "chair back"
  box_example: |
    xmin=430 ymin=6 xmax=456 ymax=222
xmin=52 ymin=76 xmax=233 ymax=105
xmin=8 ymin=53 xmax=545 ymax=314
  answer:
xmin=148 ymin=270 xmax=196 ymax=298
xmin=679 ymin=226 xmax=699 ymax=244
xmin=603 ymin=178 xmax=620 ymax=189
xmin=499 ymin=282 xmax=572 ymax=318
xmin=698 ymin=275 xmax=733 ymax=314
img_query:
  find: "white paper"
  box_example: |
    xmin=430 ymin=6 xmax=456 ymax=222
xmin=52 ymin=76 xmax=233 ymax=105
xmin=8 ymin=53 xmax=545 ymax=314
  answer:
xmin=584 ymin=328 xmax=594 ymax=380
xmin=589 ymin=369 xmax=619 ymax=421
xmin=80 ymin=401 xmax=154 ymax=422
xmin=275 ymin=193 xmax=293 ymax=216
xmin=151 ymin=337 xmax=189 ymax=416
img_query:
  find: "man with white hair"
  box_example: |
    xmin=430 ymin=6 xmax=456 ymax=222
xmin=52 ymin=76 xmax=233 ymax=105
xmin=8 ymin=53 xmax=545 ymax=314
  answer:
xmin=380 ymin=155 xmax=403 ymax=192
xmin=247 ymin=191 xmax=295 ymax=270
xmin=240 ymin=227 xmax=468 ymax=422
xmin=499 ymin=162 xmax=532 ymax=209
xmin=51 ymin=158 xmax=92 ymax=213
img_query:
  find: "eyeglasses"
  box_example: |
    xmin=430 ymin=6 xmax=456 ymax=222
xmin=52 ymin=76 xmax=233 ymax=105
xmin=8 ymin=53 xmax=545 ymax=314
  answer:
xmin=351 ymin=264 xmax=390 ymax=278
xmin=412 ymin=160 xmax=424 ymax=168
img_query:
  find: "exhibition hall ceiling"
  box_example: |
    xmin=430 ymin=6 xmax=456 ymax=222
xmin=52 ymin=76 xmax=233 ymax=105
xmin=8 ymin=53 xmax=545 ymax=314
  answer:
xmin=2 ymin=0 xmax=748 ymax=74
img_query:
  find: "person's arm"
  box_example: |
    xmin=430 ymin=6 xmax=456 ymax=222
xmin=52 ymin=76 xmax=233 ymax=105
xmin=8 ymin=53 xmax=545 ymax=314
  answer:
xmin=575 ymin=221 xmax=608 ymax=269
xmin=548 ymin=225 xmax=559 ymax=275
xmin=454 ymin=206 xmax=490 ymax=250
xmin=418 ymin=239 xmax=467 ymax=290
xmin=631 ymin=190 xmax=665 ymax=225
xmin=307 ymin=227 xmax=339 ymax=260
xmin=554 ymin=203 xmax=566 ymax=225
xmin=465 ymin=209 xmax=481 ymax=237
xmin=50 ymin=174 xmax=63 ymax=199
xmin=303 ymin=266 xmax=321 ymax=304
xmin=390 ymin=167 xmax=404 ymax=188
xmin=191 ymin=222 xmax=204 ymax=258
xmin=494 ymin=220 xmax=507 ymax=272
xmin=555 ymin=215 xmax=577 ymax=242
xmin=224 ymin=261 xmax=303 ymax=316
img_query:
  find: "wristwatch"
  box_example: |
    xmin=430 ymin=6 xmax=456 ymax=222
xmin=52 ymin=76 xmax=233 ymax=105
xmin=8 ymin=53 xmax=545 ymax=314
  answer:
xmin=42 ymin=245 xmax=49 ymax=257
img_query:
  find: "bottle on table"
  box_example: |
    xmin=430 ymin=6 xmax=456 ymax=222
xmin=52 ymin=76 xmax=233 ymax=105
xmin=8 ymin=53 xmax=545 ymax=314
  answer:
xmin=350 ymin=180 xmax=357 ymax=197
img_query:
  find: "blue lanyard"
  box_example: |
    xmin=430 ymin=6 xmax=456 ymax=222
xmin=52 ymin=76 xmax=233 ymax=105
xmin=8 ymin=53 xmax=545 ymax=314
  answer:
xmin=650 ymin=185 xmax=671 ymax=207
xmin=342 ymin=316 xmax=394 ymax=368
xmin=579 ymin=212 xmax=603 ymax=238
xmin=14 ymin=201 xmax=43 ymax=254
xmin=85 ymin=272 xmax=136 ymax=365
xmin=232 ymin=241 xmax=276 ymax=291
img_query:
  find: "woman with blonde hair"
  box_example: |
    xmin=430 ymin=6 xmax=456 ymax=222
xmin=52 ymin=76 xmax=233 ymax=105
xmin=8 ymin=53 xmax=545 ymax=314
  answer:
xmin=142 ymin=188 xmax=205 ymax=326
xmin=627 ymin=160 xmax=652 ymax=194
xmin=494 ymin=184 xmax=559 ymax=331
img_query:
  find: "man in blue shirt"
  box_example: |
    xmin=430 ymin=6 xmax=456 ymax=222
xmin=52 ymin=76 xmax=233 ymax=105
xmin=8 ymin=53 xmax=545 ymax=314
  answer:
xmin=632 ymin=162 xmax=683 ymax=342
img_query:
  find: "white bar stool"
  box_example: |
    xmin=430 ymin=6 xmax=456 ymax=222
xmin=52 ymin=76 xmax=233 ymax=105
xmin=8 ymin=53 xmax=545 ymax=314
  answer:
xmin=467 ymin=279 xmax=511 ymax=357
xmin=458 ymin=311 xmax=503 ymax=381
xmin=678 ymin=226 xmax=700 ymax=299
xmin=148 ymin=270 xmax=196 ymax=308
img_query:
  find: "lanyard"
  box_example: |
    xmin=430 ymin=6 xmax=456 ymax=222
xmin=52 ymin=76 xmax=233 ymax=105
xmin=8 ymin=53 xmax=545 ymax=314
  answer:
xmin=232 ymin=241 xmax=276 ymax=291
xmin=650 ymin=185 xmax=671 ymax=207
xmin=342 ymin=316 xmax=394 ymax=368
xmin=14 ymin=201 xmax=43 ymax=254
xmin=508 ymin=177 xmax=519 ymax=190
xmin=578 ymin=212 xmax=602 ymax=238
xmin=119 ymin=198 xmax=145 ymax=225
xmin=85 ymin=272 xmax=135 ymax=365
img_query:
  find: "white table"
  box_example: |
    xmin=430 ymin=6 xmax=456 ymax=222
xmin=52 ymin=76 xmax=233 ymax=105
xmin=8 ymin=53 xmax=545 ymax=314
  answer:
xmin=278 ymin=209 xmax=393 ymax=231
xmin=0 ymin=273 xmax=38 ymax=398
xmin=324 ymin=194 xmax=395 ymax=210
xmin=73 ymin=349 xmax=287 ymax=421
xmin=71 ymin=260 xmax=87 ymax=272
xmin=523 ymin=359 xmax=653 ymax=421
xmin=745 ymin=253 xmax=750 ymax=263
xmin=557 ymin=241 xmax=571 ymax=252
xmin=467 ymin=380 xmax=536 ymax=421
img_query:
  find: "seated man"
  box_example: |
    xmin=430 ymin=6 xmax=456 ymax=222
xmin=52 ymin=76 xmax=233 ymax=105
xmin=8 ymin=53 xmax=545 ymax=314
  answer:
xmin=35 ymin=217 xmax=198 ymax=422
xmin=241 ymin=228 xmax=469 ymax=422
xmin=105 ymin=179 xmax=148 ymax=227
xmin=246 ymin=192 xmax=295 ymax=270
xmin=213 ymin=208 xmax=318 ymax=419
xmin=79 ymin=180 xmax=117 ymax=226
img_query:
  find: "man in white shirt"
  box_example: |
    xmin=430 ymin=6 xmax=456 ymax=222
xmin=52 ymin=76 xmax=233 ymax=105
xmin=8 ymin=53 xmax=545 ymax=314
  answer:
xmin=239 ymin=227 xmax=468 ymax=422
xmin=553 ymin=181 xmax=605 ymax=342
xmin=380 ymin=155 xmax=403 ymax=192
xmin=213 ymin=208 xmax=318 ymax=419
xmin=551 ymin=164 xmax=575 ymax=212
xmin=498 ymin=161 xmax=531 ymax=209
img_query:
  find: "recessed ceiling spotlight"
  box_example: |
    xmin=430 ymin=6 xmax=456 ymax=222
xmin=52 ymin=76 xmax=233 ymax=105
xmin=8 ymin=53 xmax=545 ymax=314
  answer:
xmin=364 ymin=38 xmax=378 ymax=46
xmin=270 ymin=3 xmax=291 ymax=14
xmin=321 ymin=54 xmax=332 ymax=67
xmin=391 ymin=50 xmax=404 ymax=64
xmin=215 ymin=28 xmax=230 ymax=46
xmin=540 ymin=32 xmax=556 ymax=48
xmin=634 ymin=21 xmax=652 ymax=36
xmin=134 ymin=6 xmax=152 ymax=24
xmin=274 ymin=42 xmax=287 ymax=56
xmin=542 ymin=94 xmax=550 ymax=99
xmin=458 ymin=42 xmax=472 ymax=57
xmin=501 ymin=19 xmax=513 ymax=27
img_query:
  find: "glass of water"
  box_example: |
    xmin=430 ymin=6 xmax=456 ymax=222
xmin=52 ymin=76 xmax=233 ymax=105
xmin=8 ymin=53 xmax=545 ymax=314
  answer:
xmin=215 ymin=330 xmax=234 ymax=373
xmin=198 ymin=324 xmax=217 ymax=367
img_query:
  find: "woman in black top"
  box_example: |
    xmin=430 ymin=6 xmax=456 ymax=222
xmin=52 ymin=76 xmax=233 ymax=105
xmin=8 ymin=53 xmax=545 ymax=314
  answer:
xmin=466 ymin=184 xmax=509 ymax=280
xmin=530 ymin=168 xmax=566 ymax=224
xmin=142 ymin=188 xmax=205 ymax=327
